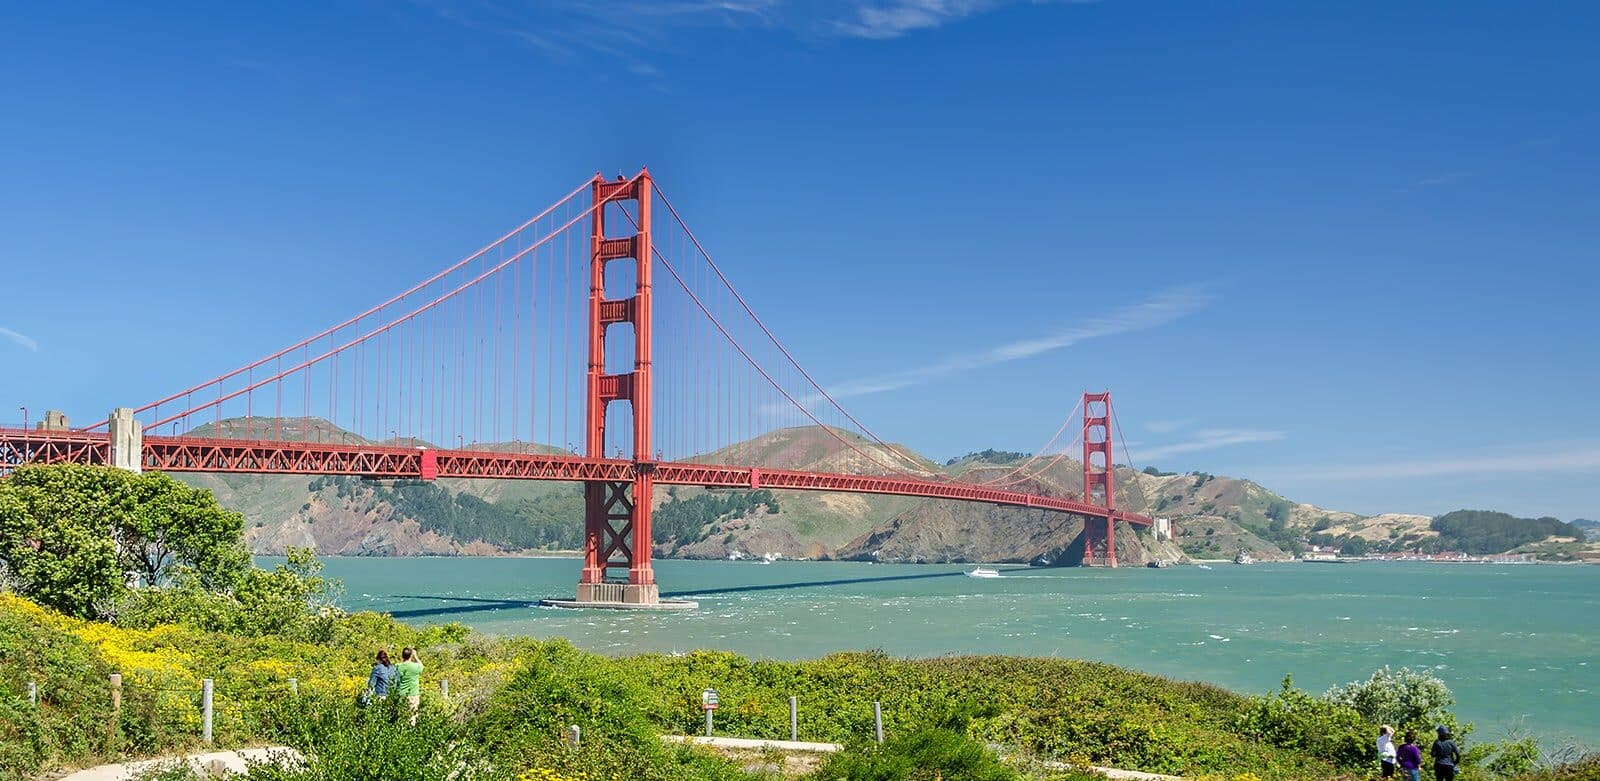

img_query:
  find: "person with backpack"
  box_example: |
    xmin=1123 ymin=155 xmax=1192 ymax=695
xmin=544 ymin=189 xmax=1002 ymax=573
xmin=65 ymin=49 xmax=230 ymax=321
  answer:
xmin=1432 ymin=725 xmax=1462 ymax=781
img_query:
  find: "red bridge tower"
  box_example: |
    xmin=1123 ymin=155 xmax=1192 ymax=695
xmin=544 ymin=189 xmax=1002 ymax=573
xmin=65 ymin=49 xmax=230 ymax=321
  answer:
xmin=575 ymin=171 xmax=675 ymax=606
xmin=1081 ymin=391 xmax=1118 ymax=567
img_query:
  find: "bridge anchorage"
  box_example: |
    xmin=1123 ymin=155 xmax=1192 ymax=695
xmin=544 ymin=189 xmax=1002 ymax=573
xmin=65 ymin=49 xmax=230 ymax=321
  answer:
xmin=0 ymin=167 xmax=1153 ymax=610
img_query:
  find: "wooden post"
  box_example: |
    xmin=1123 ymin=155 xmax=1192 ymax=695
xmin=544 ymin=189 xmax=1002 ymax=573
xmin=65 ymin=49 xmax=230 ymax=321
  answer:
xmin=27 ymin=681 xmax=37 ymax=707
xmin=440 ymin=678 xmax=449 ymax=699
xmin=566 ymin=725 xmax=581 ymax=748
xmin=874 ymin=701 xmax=884 ymax=744
xmin=201 ymin=679 xmax=214 ymax=744
xmin=789 ymin=696 xmax=798 ymax=741
xmin=110 ymin=673 xmax=122 ymax=713
xmin=704 ymin=707 xmax=713 ymax=737
xmin=288 ymin=677 xmax=298 ymax=695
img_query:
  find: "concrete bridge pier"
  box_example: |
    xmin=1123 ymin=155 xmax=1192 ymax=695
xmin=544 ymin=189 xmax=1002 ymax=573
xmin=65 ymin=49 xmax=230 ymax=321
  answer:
xmin=108 ymin=408 xmax=142 ymax=473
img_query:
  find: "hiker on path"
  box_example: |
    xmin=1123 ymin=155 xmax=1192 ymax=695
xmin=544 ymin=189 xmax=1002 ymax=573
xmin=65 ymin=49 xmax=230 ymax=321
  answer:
xmin=1377 ymin=724 xmax=1398 ymax=778
xmin=1397 ymin=730 xmax=1424 ymax=781
xmin=395 ymin=647 xmax=424 ymax=725
xmin=366 ymin=649 xmax=396 ymax=700
xmin=1432 ymin=726 xmax=1463 ymax=781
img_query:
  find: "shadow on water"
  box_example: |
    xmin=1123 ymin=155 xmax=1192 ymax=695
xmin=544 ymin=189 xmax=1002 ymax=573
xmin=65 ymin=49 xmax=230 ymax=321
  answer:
xmin=378 ymin=568 xmax=1022 ymax=618
xmin=662 ymin=568 xmax=1010 ymax=597
xmin=384 ymin=595 xmax=541 ymax=619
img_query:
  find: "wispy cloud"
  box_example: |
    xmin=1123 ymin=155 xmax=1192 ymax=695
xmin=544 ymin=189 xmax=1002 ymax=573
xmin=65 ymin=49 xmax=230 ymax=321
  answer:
xmin=418 ymin=0 xmax=1082 ymax=66
xmin=1134 ymin=428 xmax=1286 ymax=462
xmin=821 ymin=286 xmax=1211 ymax=400
xmin=1143 ymin=418 xmax=1196 ymax=434
xmin=832 ymin=0 xmax=1092 ymax=40
xmin=0 ymin=327 xmax=38 ymax=352
xmin=1267 ymin=445 xmax=1600 ymax=482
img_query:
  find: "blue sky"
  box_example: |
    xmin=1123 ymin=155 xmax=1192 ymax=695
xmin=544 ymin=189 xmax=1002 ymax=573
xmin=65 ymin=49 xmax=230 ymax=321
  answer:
xmin=1 ymin=1 xmax=1596 ymax=519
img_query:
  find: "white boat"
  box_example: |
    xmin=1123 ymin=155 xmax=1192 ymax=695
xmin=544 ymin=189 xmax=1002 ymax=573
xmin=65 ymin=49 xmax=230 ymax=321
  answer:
xmin=965 ymin=567 xmax=1002 ymax=579
xmin=1195 ymin=564 xmax=1213 ymax=570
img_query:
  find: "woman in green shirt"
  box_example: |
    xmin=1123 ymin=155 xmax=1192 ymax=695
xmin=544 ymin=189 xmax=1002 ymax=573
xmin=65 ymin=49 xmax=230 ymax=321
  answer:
xmin=395 ymin=647 xmax=423 ymax=724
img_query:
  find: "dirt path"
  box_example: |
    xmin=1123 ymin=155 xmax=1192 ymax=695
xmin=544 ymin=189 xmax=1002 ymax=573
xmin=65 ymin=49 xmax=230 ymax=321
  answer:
xmin=51 ymin=747 xmax=299 ymax=781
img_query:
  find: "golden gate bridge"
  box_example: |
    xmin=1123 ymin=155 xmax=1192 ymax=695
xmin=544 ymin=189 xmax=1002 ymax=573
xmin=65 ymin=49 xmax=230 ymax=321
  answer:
xmin=0 ymin=169 xmax=1151 ymax=607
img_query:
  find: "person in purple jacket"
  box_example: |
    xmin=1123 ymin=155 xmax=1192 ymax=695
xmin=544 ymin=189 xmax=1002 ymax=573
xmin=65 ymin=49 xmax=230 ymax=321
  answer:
xmin=1397 ymin=730 xmax=1424 ymax=781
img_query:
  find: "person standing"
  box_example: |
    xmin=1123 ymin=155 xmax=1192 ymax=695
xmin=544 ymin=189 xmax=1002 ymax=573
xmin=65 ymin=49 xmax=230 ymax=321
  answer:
xmin=366 ymin=649 xmax=396 ymax=702
xmin=395 ymin=647 xmax=424 ymax=725
xmin=1432 ymin=726 xmax=1462 ymax=781
xmin=1398 ymin=730 xmax=1424 ymax=781
xmin=1377 ymin=725 xmax=1398 ymax=778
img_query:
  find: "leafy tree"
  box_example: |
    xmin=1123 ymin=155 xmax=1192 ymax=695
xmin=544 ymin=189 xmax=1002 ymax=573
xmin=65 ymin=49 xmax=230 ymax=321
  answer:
xmin=0 ymin=466 xmax=135 ymax=617
xmin=121 ymin=471 xmax=249 ymax=589
xmin=0 ymin=465 xmax=248 ymax=618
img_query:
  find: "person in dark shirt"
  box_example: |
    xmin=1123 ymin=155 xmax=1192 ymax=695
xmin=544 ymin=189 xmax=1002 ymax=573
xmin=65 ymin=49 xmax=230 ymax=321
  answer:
xmin=1432 ymin=725 xmax=1462 ymax=781
xmin=1398 ymin=730 xmax=1424 ymax=781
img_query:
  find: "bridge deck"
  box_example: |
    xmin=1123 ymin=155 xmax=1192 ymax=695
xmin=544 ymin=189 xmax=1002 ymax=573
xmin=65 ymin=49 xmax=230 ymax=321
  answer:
xmin=0 ymin=429 xmax=1151 ymax=525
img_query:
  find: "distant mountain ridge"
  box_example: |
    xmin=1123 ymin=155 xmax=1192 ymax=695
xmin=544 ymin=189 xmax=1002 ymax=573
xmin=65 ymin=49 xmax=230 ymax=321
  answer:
xmin=172 ymin=417 xmax=1595 ymax=563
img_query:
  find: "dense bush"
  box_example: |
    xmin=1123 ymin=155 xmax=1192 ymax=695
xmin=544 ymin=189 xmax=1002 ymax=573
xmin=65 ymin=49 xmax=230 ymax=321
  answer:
xmin=1233 ymin=676 xmax=1370 ymax=769
xmin=115 ymin=549 xmax=344 ymax=642
xmin=1323 ymin=666 xmax=1456 ymax=731
xmin=0 ymin=598 xmax=119 ymax=776
xmin=813 ymin=727 xmax=1019 ymax=781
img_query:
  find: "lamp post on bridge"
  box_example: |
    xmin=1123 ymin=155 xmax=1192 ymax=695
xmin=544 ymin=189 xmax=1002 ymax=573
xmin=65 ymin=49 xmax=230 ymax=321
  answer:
xmin=18 ymin=405 xmax=26 ymax=431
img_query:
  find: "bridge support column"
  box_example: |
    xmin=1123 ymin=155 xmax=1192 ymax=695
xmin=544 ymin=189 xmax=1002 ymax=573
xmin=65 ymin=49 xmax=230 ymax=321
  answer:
xmin=1081 ymin=392 xmax=1116 ymax=567
xmin=108 ymin=408 xmax=142 ymax=474
xmin=547 ymin=169 xmax=692 ymax=611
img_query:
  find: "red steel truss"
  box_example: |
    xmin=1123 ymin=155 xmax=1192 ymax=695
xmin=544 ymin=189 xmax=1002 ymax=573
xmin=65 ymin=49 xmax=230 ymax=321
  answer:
xmin=0 ymin=428 xmax=1152 ymax=528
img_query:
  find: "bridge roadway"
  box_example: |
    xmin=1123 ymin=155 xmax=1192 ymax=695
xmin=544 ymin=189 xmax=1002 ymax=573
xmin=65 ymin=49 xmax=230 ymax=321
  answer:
xmin=0 ymin=428 xmax=1152 ymax=526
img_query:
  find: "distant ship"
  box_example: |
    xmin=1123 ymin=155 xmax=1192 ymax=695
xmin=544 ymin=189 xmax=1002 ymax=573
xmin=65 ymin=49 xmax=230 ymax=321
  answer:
xmin=965 ymin=567 xmax=1002 ymax=579
xmin=1235 ymin=551 xmax=1255 ymax=565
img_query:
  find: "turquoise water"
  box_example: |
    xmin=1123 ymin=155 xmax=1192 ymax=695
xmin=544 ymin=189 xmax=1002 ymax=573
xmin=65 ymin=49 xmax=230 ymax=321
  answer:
xmin=309 ymin=557 xmax=1600 ymax=747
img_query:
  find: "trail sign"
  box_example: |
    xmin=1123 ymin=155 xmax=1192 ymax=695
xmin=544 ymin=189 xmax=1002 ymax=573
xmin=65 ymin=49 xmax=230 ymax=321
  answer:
xmin=701 ymin=689 xmax=720 ymax=710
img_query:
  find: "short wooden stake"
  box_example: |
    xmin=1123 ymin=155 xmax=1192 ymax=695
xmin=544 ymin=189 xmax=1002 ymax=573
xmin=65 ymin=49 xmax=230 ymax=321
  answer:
xmin=440 ymin=678 xmax=449 ymax=699
xmin=109 ymin=673 xmax=122 ymax=713
xmin=566 ymin=724 xmax=581 ymax=748
xmin=789 ymin=696 xmax=798 ymax=741
xmin=288 ymin=677 xmax=298 ymax=695
xmin=201 ymin=679 xmax=214 ymax=744
xmin=27 ymin=681 xmax=37 ymax=707
xmin=874 ymin=701 xmax=884 ymax=744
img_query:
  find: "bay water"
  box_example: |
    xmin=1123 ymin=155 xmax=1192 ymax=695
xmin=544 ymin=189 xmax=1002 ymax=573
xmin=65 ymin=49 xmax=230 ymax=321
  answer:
xmin=303 ymin=557 xmax=1599 ymax=747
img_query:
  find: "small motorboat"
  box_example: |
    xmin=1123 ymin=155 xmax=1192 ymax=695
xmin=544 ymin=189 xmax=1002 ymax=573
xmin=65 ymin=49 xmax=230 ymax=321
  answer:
xmin=965 ymin=567 xmax=1002 ymax=579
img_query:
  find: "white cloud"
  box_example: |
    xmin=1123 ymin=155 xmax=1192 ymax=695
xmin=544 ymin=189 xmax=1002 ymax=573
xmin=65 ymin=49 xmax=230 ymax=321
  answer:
xmin=1143 ymin=418 xmax=1195 ymax=434
xmin=0 ymin=327 xmax=38 ymax=352
xmin=1134 ymin=428 xmax=1286 ymax=462
xmin=1268 ymin=446 xmax=1600 ymax=482
xmin=422 ymin=0 xmax=1079 ymax=62
xmin=821 ymin=286 xmax=1211 ymax=400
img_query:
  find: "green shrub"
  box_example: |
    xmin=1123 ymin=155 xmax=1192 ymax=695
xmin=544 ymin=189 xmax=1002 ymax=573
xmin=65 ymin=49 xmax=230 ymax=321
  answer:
xmin=813 ymin=727 xmax=1019 ymax=781
xmin=245 ymin=696 xmax=489 ymax=781
xmin=0 ymin=600 xmax=118 ymax=776
xmin=1234 ymin=676 xmax=1369 ymax=769
xmin=1323 ymin=666 xmax=1456 ymax=731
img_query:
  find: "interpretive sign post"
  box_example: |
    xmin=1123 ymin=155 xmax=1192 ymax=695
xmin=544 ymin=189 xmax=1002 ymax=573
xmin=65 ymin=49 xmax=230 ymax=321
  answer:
xmin=701 ymin=689 xmax=719 ymax=737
